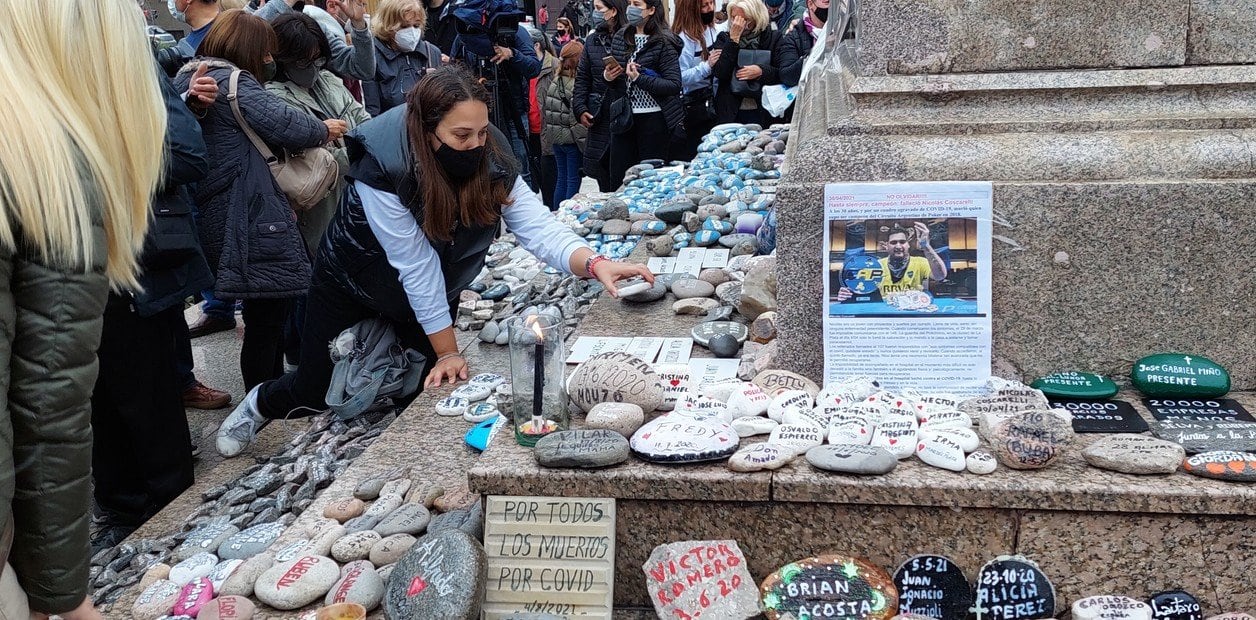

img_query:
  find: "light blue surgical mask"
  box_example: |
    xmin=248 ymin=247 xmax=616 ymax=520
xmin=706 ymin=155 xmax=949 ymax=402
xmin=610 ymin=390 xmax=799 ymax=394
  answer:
xmin=168 ymin=0 xmax=187 ymax=22
xmin=590 ymin=10 xmax=606 ymax=28
xmin=626 ymin=5 xmax=645 ymax=26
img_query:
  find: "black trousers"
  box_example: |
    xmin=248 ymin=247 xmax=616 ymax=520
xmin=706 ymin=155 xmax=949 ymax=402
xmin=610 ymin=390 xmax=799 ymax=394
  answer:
xmin=255 ymin=276 xmax=439 ymax=420
xmin=240 ymin=298 xmax=291 ymax=391
xmin=91 ymin=295 xmax=194 ymax=526
xmin=609 ymin=111 xmax=668 ymax=191
xmin=528 ymin=134 xmax=558 ymax=209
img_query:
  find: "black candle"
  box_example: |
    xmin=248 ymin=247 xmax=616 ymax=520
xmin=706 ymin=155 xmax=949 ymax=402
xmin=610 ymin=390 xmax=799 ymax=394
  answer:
xmin=531 ymin=318 xmax=545 ymax=433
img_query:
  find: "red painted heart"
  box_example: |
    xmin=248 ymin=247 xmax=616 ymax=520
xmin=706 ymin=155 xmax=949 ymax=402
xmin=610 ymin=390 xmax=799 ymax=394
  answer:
xmin=642 ymin=433 xmax=651 ymax=439
xmin=918 ymin=443 xmax=925 ymax=451
xmin=860 ymin=428 xmax=867 ymax=434
xmin=670 ymin=379 xmax=681 ymax=387
xmin=888 ymin=439 xmax=897 ymax=445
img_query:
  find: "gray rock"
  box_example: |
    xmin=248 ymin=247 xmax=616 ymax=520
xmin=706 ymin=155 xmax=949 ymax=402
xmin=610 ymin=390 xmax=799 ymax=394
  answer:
xmin=353 ymin=477 xmax=386 ymax=501
xmin=384 ymin=530 xmax=486 ymax=620
xmin=325 ymin=560 xmax=386 ymax=610
xmin=988 ymin=410 xmax=1075 ymax=470
xmin=647 ymin=235 xmax=675 ymax=257
xmin=645 ymin=541 xmax=759 ymax=620
xmin=217 ymin=522 xmax=284 ymax=561
xmin=601 ymin=219 xmax=632 ymax=235
xmin=805 ymin=444 xmax=898 ymax=475
xmin=132 ymin=579 xmax=181 ymax=620
xmin=698 ymin=268 xmax=730 ymax=286
xmin=715 ymin=281 xmax=743 ymax=306
xmin=718 ymin=233 xmax=757 ymax=249
xmin=481 ymin=283 xmax=511 ymax=301
xmin=730 ymin=238 xmax=760 ymax=257
xmin=704 ymin=305 xmax=735 ymax=322
xmin=332 ymin=530 xmax=382 ymax=563
xmin=671 ymin=279 xmax=716 ymax=299
xmin=1151 ymin=419 xmax=1256 ymax=454
xmin=254 ymin=555 xmax=340 ymax=611
xmin=673 ymin=298 xmax=720 ymax=315
xmin=656 ymin=200 xmax=697 ymax=224
xmin=375 ymin=503 xmax=432 ymax=538
xmin=683 ymin=211 xmax=703 ymax=232
xmin=737 ymin=257 xmax=777 ymax=320
xmin=477 ymin=321 xmax=500 ymax=343
xmin=1082 ymin=435 xmax=1185 ymax=475
xmin=708 ymin=333 xmax=741 ymax=358
xmin=535 ymin=429 xmax=631 ymax=468
xmin=174 ymin=523 xmax=238 ymax=563
xmin=369 ymin=534 xmax=418 ymax=567
xmin=622 ymin=279 xmax=668 ymax=303
xmin=598 ymin=198 xmax=629 ymax=221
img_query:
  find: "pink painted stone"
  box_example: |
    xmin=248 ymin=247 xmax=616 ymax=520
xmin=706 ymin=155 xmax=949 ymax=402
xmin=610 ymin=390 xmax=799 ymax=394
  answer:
xmin=171 ymin=577 xmax=214 ymax=616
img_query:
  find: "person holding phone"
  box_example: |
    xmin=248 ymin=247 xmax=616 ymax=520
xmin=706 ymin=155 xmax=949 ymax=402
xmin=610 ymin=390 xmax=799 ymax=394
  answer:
xmin=603 ymin=0 xmax=683 ymax=187
xmin=573 ymin=0 xmax=628 ymax=191
xmin=711 ymin=0 xmax=780 ymax=125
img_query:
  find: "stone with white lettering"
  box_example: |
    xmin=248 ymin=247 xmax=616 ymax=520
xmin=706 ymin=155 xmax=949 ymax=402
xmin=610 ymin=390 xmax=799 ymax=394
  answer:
xmin=760 ymin=555 xmax=898 ymax=620
xmin=1147 ymin=590 xmax=1202 ymax=620
xmin=1082 ymin=435 xmax=1185 ymax=475
xmin=1150 ymin=420 xmax=1256 ymax=454
xmin=207 ymin=559 xmax=243 ymax=592
xmin=169 ymin=552 xmax=218 ymax=586
xmin=218 ymin=521 xmax=284 ymax=560
xmin=987 ymin=410 xmax=1075 ymax=470
xmin=731 ymin=415 xmax=778 ymax=437
xmin=965 ymin=450 xmax=998 ymax=475
xmin=383 ymin=529 xmax=486 ymax=620
xmin=893 ymin=555 xmax=972 ymax=620
xmin=645 ymin=540 xmax=759 ymax=620
xmin=727 ymin=443 xmax=795 ymax=472
xmin=585 ymin=402 xmax=646 ymax=437
xmin=1182 ymin=451 xmax=1256 ymax=482
xmin=174 ymin=523 xmax=238 ymax=562
xmin=325 ymin=559 xmax=386 ymax=611
xmin=631 ymin=410 xmax=740 ymax=463
xmin=767 ymin=423 xmax=824 ymax=456
xmin=806 ymin=444 xmax=898 ymax=475
xmin=254 ymin=554 xmax=340 ymax=610
xmin=973 ymin=556 xmax=1056 ymax=620
xmin=568 ymin=352 xmax=665 ymax=413
xmin=1073 ymin=595 xmax=1153 ymax=620
xmin=171 ymin=577 xmax=214 ymax=617
xmin=375 ymin=503 xmax=432 ymax=538
xmin=535 ymin=429 xmax=631 ymax=468
xmin=197 ymin=594 xmax=255 ymax=620
xmin=691 ymin=321 xmax=748 ymax=346
xmin=133 ymin=579 xmax=181 ymax=620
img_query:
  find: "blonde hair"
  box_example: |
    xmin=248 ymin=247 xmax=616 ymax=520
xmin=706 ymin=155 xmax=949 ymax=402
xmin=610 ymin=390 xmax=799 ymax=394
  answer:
xmin=726 ymin=0 xmax=768 ymax=34
xmin=0 ymin=0 xmax=165 ymax=288
xmin=371 ymin=0 xmax=425 ymax=44
xmin=220 ymin=0 xmax=247 ymax=10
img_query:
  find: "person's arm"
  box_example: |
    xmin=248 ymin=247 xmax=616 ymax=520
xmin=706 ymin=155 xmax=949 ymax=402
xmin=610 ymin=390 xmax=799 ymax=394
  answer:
xmin=678 ymin=35 xmax=713 ymax=92
xmin=508 ymin=26 xmax=543 ymax=79
xmin=357 ymin=181 xmax=468 ymax=385
xmin=914 ymin=221 xmax=947 ymax=281
xmin=236 ymin=72 xmax=330 ymax=149
xmin=327 ymin=22 xmax=377 ymax=80
xmin=774 ymin=28 xmax=805 ymax=87
xmin=362 ymin=69 xmax=384 ymax=116
xmin=632 ymin=40 xmax=682 ymax=97
xmin=573 ymin=46 xmax=592 ymax=118
xmin=756 ymin=31 xmax=780 ymax=85
xmin=158 ymin=67 xmax=209 ymax=186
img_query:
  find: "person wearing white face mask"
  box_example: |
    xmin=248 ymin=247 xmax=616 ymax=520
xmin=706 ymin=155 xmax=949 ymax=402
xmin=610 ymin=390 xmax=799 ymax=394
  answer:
xmin=364 ymin=0 xmax=445 ymax=116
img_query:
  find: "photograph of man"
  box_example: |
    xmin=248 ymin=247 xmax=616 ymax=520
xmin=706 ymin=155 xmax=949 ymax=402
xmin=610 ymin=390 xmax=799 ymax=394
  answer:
xmin=837 ymin=221 xmax=946 ymax=301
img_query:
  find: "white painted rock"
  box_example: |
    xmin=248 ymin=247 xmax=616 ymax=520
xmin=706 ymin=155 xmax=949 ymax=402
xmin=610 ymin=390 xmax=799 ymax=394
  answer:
xmin=846 ymin=401 xmax=889 ymax=427
xmin=630 ymin=410 xmax=739 ymax=463
xmin=169 ymin=552 xmax=218 ymax=586
xmin=586 ymin=402 xmax=646 ymax=437
xmin=727 ymin=443 xmax=795 ymax=472
xmin=871 ymin=418 xmax=919 ymax=459
xmin=207 ymin=558 xmax=244 ymax=592
xmin=451 ymin=382 xmax=492 ymax=401
xmin=468 ymin=373 xmax=506 ymax=391
xmin=132 ymin=579 xmax=181 ymax=620
xmin=915 ymin=432 xmax=967 ymax=472
xmin=731 ymin=415 xmax=778 ymax=437
xmin=218 ymin=552 xmax=274 ymax=597
xmin=925 ymin=426 xmax=981 ymax=453
xmin=325 ymin=559 xmax=386 ymax=611
xmin=1072 ymin=595 xmax=1153 ymax=620
xmin=568 ymin=352 xmax=665 ymax=413
xmin=675 ymin=392 xmax=730 ymax=418
xmin=767 ymin=423 xmax=824 ymax=456
xmin=253 ymin=555 xmax=341 ymax=611
xmin=782 ymin=405 xmax=831 ymax=431
xmin=727 ymin=384 xmax=770 ymax=418
xmin=919 ymin=409 xmax=974 ymax=430
xmin=171 ymin=577 xmax=214 ymax=617
xmin=435 ymin=396 xmax=469 ymax=417
xmin=462 ymin=402 xmax=499 ymax=423
xmin=966 ymin=450 xmax=998 ymax=475
xmin=331 ymin=530 xmax=382 ymax=563
xmin=767 ymin=390 xmax=813 ymax=422
xmin=654 ymin=363 xmax=690 ymax=411
xmin=698 ymin=378 xmax=745 ymax=403
xmin=826 ymin=415 xmax=874 ymax=446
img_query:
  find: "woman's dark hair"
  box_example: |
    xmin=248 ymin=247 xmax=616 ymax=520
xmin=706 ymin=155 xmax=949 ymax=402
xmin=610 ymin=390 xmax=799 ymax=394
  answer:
xmin=199 ymin=9 xmax=277 ymax=79
xmin=406 ymin=66 xmax=514 ymax=242
xmin=555 ymin=17 xmax=574 ymax=33
xmin=672 ymin=0 xmax=709 ymax=59
xmin=621 ymin=0 xmax=667 ymax=47
xmin=596 ymin=0 xmax=628 ymax=34
xmin=272 ymin=12 xmax=332 ymax=64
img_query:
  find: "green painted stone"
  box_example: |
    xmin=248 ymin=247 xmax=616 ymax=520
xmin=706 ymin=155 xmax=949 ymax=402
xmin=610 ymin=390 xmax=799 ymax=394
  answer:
xmin=1132 ymin=353 xmax=1230 ymax=398
xmin=1031 ymin=371 xmax=1118 ymax=400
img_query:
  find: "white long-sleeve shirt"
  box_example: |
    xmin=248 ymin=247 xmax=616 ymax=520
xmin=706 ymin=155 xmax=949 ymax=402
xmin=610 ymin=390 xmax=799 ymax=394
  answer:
xmin=679 ymin=27 xmax=719 ymax=94
xmin=359 ymin=176 xmax=587 ymax=334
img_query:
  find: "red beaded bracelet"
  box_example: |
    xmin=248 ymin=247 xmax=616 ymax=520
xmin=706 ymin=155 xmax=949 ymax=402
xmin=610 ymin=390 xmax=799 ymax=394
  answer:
xmin=586 ymin=254 xmax=609 ymax=279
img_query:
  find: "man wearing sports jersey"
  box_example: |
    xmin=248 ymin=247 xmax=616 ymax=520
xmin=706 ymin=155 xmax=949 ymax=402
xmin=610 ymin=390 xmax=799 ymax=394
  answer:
xmin=837 ymin=221 xmax=946 ymax=301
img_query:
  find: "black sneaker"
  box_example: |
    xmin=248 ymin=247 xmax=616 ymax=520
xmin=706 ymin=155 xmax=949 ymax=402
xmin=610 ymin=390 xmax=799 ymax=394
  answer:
xmin=90 ymin=524 xmax=136 ymax=557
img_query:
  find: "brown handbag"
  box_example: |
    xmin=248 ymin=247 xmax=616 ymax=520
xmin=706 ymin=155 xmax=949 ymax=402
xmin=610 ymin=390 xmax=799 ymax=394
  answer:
xmin=227 ymin=70 xmax=338 ymax=211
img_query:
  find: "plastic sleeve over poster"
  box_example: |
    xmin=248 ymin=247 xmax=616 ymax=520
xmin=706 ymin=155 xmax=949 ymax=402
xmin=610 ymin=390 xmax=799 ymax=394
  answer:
xmin=822 ymin=182 xmax=994 ymax=396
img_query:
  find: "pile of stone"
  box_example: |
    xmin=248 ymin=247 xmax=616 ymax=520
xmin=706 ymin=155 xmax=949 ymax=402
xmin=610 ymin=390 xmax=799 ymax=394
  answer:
xmin=129 ymin=466 xmax=485 ymax=618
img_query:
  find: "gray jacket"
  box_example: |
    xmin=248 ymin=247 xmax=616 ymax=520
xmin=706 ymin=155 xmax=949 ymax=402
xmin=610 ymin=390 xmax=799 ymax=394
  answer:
xmin=363 ymin=35 xmax=442 ymax=117
xmin=174 ymin=59 xmax=329 ymax=298
xmin=261 ymin=2 xmax=376 ymax=81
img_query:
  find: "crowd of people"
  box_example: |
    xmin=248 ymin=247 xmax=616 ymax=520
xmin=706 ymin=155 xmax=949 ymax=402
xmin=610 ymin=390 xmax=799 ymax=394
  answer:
xmin=0 ymin=0 xmax=843 ymax=614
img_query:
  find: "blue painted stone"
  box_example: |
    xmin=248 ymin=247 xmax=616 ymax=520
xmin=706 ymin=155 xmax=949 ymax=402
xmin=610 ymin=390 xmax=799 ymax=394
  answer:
xmin=464 ymin=416 xmax=506 ymax=451
xmin=642 ymin=221 xmax=667 ymax=234
xmin=693 ymin=230 xmax=721 ymax=246
xmin=703 ymin=219 xmax=734 ymax=234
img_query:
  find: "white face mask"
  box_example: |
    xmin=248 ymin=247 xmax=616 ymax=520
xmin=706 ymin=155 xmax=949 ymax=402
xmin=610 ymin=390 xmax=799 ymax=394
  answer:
xmin=168 ymin=0 xmax=187 ymax=23
xmin=395 ymin=26 xmax=422 ymax=51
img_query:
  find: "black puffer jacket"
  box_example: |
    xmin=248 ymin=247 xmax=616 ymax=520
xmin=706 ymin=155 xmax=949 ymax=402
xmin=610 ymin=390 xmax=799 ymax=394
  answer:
xmin=606 ymin=28 xmax=685 ymax=136
xmin=573 ymin=27 xmax=616 ymax=173
xmin=775 ymin=21 xmax=815 ymax=87
xmin=712 ymin=28 xmax=781 ymax=122
xmin=174 ymin=59 xmax=328 ymax=299
xmin=316 ymin=106 xmax=517 ymax=323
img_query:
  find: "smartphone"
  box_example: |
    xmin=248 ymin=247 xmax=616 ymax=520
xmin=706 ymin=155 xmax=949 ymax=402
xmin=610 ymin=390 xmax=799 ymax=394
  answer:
xmin=603 ymin=56 xmax=621 ymax=72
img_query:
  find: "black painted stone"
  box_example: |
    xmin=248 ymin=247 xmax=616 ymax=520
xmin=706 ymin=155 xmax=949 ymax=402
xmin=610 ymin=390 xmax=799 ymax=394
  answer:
xmin=893 ymin=555 xmax=972 ymax=620
xmin=708 ymin=333 xmax=741 ymax=358
xmin=481 ymin=284 xmax=510 ymax=301
xmin=1150 ymin=419 xmax=1256 ymax=454
xmin=468 ymin=282 xmax=487 ymax=293
xmin=1143 ymin=398 xmax=1254 ymax=422
xmin=1048 ymin=398 xmax=1150 ymax=433
xmin=1148 ymin=591 xmax=1203 ymax=620
xmin=972 ymin=556 xmax=1056 ymax=620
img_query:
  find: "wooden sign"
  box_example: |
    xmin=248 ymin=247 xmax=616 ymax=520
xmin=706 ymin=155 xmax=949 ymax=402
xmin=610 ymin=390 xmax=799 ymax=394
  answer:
xmin=483 ymin=496 xmax=616 ymax=620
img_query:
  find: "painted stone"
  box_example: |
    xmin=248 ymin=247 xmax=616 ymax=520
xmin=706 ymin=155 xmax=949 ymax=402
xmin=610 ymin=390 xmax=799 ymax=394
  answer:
xmin=754 ymin=369 xmax=821 ymax=398
xmin=893 ymin=555 xmax=972 ymax=620
xmin=645 ymin=540 xmax=759 ymax=620
xmin=370 ymin=534 xmax=418 ymax=567
xmin=727 ymin=443 xmax=795 ymax=472
xmin=871 ymin=418 xmax=919 ymax=460
xmin=326 ymin=559 xmax=386 ymax=611
xmin=586 ymin=402 xmax=647 ymax=436
xmin=568 ymin=352 xmax=664 ymax=413
xmin=218 ymin=552 xmax=274 ymax=598
xmin=986 ymin=410 xmax=1075 ymax=470
xmin=1031 ymin=371 xmax=1119 ymax=400
xmin=435 ymin=396 xmax=470 ymax=417
xmin=463 ymin=402 xmax=499 ymax=423
xmin=732 ymin=415 xmax=779 ymax=437
xmin=965 ymin=451 xmax=998 ymax=475
xmin=1182 ymin=451 xmax=1256 ymax=482
xmin=133 ymin=579 xmax=181 ymax=620
xmin=826 ymin=415 xmax=874 ymax=446
xmin=676 ymin=392 xmax=731 ymax=420
xmin=1132 ymin=353 xmax=1230 ymax=398
xmin=469 ymin=373 xmax=507 ymax=390
xmin=323 ymin=498 xmax=366 ymax=523
xmin=925 ymin=427 xmax=980 ymax=453
xmin=783 ymin=405 xmax=832 ymax=431
xmin=375 ymin=503 xmax=432 ymax=538
xmin=1150 ymin=419 xmax=1256 ymax=454
xmin=534 ymin=429 xmax=631 ymax=468
xmin=383 ymin=529 xmax=486 ymax=620
xmin=727 ymin=384 xmax=771 ymax=418
xmin=806 ymin=444 xmax=898 ymax=475
xmin=918 ymin=410 xmax=973 ymax=430
xmin=218 ymin=522 xmax=285 ymax=560
xmin=1082 ymin=435 xmax=1185 ymax=475
xmin=691 ymin=321 xmax=749 ymax=346
xmin=1147 ymin=590 xmax=1202 ymax=620
xmin=197 ymin=595 xmax=255 ymax=620
xmin=1072 ymin=596 xmax=1153 ymax=620
xmin=174 ymin=523 xmax=238 ymax=562
xmin=768 ymin=423 xmax=824 ymax=456
xmin=972 ymin=556 xmax=1055 ymax=620
xmin=169 ymin=552 xmax=218 ymax=586
xmin=452 ymin=382 xmax=492 ymax=402
xmin=332 ymin=530 xmax=383 ymax=563
xmin=631 ymin=410 xmax=740 ymax=463
xmin=171 ymin=577 xmax=214 ymax=617
xmin=768 ymin=390 xmax=814 ymax=422
xmin=253 ymin=555 xmax=341 ymax=611
xmin=760 ymin=554 xmax=899 ymax=620
xmin=207 ymin=558 xmax=244 ymax=592
xmin=915 ymin=433 xmax=967 ymax=472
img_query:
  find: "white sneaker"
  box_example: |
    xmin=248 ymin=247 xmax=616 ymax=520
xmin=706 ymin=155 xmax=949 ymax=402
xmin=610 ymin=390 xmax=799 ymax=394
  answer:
xmin=216 ymin=386 xmax=266 ymax=457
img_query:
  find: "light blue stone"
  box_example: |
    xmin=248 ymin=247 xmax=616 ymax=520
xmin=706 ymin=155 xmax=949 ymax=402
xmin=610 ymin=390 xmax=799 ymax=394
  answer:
xmin=642 ymin=221 xmax=667 ymax=234
xmin=693 ymin=230 xmax=721 ymax=246
xmin=673 ymin=232 xmax=692 ymax=244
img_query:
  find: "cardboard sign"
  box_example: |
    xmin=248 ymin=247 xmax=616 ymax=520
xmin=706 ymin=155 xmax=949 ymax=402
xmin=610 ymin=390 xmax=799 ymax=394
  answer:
xmin=1143 ymin=398 xmax=1254 ymax=423
xmin=1048 ymin=398 xmax=1149 ymax=433
xmin=483 ymin=496 xmax=616 ymax=620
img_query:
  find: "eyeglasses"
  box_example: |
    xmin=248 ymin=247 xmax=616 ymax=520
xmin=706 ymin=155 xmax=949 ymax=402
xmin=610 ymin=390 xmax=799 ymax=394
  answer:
xmin=291 ymin=57 xmax=327 ymax=70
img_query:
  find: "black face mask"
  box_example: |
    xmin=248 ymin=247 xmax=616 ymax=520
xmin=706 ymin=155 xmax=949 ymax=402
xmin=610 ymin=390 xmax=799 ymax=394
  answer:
xmin=814 ymin=6 xmax=828 ymax=21
xmin=700 ymin=10 xmax=714 ymax=24
xmin=434 ymin=140 xmax=485 ymax=179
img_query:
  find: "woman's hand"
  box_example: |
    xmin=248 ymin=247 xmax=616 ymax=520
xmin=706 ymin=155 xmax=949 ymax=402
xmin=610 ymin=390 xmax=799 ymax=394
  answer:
xmin=735 ymin=64 xmax=764 ymax=81
xmin=594 ymin=261 xmax=656 ymax=298
xmin=603 ymin=63 xmax=624 ymax=82
xmin=730 ymin=14 xmax=747 ymax=42
xmin=706 ymin=48 xmax=723 ymax=67
xmin=426 ymin=354 xmax=469 ymax=389
xmin=186 ymin=62 xmax=218 ymax=108
xmin=625 ymin=61 xmax=640 ymax=81
xmin=323 ymin=119 xmax=348 ymax=142
xmin=579 ymin=112 xmax=594 ymax=127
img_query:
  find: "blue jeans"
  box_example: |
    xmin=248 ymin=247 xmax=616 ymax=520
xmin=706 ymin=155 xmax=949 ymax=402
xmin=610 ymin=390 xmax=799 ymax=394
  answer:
xmin=201 ymin=289 xmax=237 ymax=322
xmin=505 ymin=112 xmax=534 ymax=189
xmin=552 ymin=143 xmax=582 ymax=206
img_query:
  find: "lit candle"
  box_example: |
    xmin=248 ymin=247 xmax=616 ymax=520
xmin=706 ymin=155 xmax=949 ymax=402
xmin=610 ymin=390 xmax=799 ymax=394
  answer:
xmin=529 ymin=316 xmax=545 ymax=434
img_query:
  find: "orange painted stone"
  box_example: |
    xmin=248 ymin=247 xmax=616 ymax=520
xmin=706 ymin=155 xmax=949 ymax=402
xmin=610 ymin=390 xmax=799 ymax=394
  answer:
xmin=760 ymin=555 xmax=898 ymax=620
xmin=1182 ymin=451 xmax=1256 ymax=482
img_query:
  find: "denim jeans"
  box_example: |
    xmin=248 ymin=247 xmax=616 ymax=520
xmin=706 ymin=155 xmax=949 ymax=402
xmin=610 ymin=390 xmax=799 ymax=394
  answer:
xmin=505 ymin=112 xmax=535 ymax=189
xmin=200 ymin=289 xmax=237 ymax=322
xmin=552 ymin=143 xmax=583 ymax=206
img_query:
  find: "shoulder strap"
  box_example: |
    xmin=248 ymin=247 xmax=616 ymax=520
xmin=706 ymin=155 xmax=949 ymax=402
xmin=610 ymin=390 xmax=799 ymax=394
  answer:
xmin=227 ymin=69 xmax=278 ymax=162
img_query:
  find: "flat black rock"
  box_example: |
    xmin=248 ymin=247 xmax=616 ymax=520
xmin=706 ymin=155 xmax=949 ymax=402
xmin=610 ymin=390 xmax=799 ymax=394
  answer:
xmin=384 ymin=529 xmax=485 ymax=620
xmin=894 ymin=555 xmax=973 ymax=620
xmin=708 ymin=333 xmax=741 ymax=358
xmin=1148 ymin=590 xmax=1202 ymax=620
xmin=481 ymin=284 xmax=510 ymax=301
